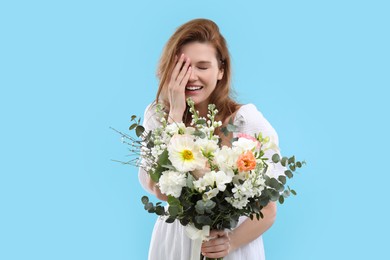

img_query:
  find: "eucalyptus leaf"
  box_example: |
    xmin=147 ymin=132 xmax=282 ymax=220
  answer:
xmin=129 ymin=123 xmax=137 ymax=130
xmin=281 ymin=157 xmax=288 ymax=166
xmin=278 ymin=175 xmax=286 ymax=185
xmin=165 ymin=217 xmax=176 ymax=223
xmin=195 ymin=200 xmax=205 ymax=214
xmin=284 ymin=170 xmax=293 ymax=178
xmin=168 ymin=205 xmax=179 ymax=216
xmin=135 ymin=125 xmax=145 ymax=137
xmin=272 ymin=154 xmax=280 ymax=163
xmin=288 ymin=156 xmax=295 ymax=164
xmin=227 ymin=123 xmax=238 ymax=132
xmin=155 ymin=206 xmax=165 ymax=215
xmin=141 ymin=196 xmax=149 ymax=205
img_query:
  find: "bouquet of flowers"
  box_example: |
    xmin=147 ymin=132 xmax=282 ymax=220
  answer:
xmin=114 ymin=98 xmax=304 ymax=260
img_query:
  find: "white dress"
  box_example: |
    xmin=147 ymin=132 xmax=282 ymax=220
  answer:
xmin=138 ymin=103 xmax=281 ymax=260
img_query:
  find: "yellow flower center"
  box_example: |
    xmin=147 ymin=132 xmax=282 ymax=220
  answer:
xmin=182 ymin=150 xmax=194 ymax=161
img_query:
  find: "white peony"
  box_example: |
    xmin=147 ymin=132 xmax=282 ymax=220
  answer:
xmin=213 ymin=146 xmax=240 ymax=175
xmin=167 ymin=134 xmax=207 ymax=173
xmin=158 ymin=170 xmax=187 ymax=198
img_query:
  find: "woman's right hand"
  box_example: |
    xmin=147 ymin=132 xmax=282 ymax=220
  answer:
xmin=167 ymin=53 xmax=192 ymax=123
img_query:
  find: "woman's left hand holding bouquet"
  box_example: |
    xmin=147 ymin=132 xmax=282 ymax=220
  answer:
xmin=201 ymin=230 xmax=231 ymax=259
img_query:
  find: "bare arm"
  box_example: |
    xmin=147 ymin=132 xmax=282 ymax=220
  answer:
xmin=229 ymin=202 xmax=277 ymax=251
xmin=201 ymin=202 xmax=277 ymax=258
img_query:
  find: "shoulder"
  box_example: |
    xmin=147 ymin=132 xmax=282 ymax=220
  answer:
xmin=233 ymin=103 xmax=279 ymax=145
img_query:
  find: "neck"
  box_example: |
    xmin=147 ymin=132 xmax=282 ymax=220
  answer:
xmin=195 ymin=100 xmax=209 ymax=118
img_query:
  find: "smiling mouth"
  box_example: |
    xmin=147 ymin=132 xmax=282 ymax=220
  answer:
xmin=185 ymin=85 xmax=203 ymax=91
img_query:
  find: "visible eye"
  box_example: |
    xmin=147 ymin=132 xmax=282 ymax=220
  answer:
xmin=198 ymin=67 xmax=208 ymax=70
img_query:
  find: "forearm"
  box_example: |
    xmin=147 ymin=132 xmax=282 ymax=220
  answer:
xmin=146 ymin=176 xmax=168 ymax=201
xmin=139 ymin=168 xmax=168 ymax=201
xmin=229 ymin=202 xmax=277 ymax=252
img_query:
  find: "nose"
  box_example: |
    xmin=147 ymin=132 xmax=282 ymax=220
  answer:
xmin=188 ymin=67 xmax=198 ymax=82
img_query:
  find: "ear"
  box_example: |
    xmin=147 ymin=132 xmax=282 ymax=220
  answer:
xmin=217 ymin=68 xmax=224 ymax=80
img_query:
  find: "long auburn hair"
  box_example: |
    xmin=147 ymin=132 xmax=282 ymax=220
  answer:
xmin=156 ymin=18 xmax=240 ymax=126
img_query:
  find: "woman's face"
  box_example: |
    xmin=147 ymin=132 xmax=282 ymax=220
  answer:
xmin=180 ymin=42 xmax=224 ymax=110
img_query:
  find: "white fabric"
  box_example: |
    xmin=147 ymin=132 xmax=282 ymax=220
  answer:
xmin=138 ymin=103 xmax=281 ymax=260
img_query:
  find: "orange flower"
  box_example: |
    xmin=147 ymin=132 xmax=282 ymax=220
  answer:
xmin=236 ymin=151 xmax=257 ymax=172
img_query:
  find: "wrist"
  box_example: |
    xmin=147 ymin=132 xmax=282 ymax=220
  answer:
xmin=168 ymin=112 xmax=183 ymax=123
xmin=228 ymin=230 xmax=239 ymax=253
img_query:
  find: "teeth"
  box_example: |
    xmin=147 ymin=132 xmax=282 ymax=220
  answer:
xmin=186 ymin=86 xmax=202 ymax=91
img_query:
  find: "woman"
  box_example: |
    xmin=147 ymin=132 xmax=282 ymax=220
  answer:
xmin=138 ymin=18 xmax=280 ymax=260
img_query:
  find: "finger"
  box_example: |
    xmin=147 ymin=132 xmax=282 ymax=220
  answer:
xmin=179 ymin=66 xmax=192 ymax=87
xmin=209 ymin=230 xmax=228 ymax=239
xmin=202 ymin=242 xmax=229 ymax=252
xmin=170 ymin=53 xmax=185 ymax=82
xmin=175 ymin=57 xmax=191 ymax=85
xmin=202 ymin=236 xmax=229 ymax=248
xmin=202 ymin=250 xmax=229 ymax=259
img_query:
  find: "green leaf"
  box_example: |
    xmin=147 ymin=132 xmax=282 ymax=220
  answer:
xmin=278 ymin=175 xmax=286 ymax=185
xmin=155 ymin=206 xmax=165 ymax=215
xmin=165 ymin=217 xmax=176 ymax=223
xmin=129 ymin=123 xmax=137 ymax=130
xmin=291 ymin=189 xmax=297 ymax=195
xmin=167 ymin=196 xmax=180 ymax=206
xmin=195 ymin=215 xmax=212 ymax=225
xmin=195 ymin=200 xmax=205 ymax=214
xmin=168 ymin=205 xmax=179 ymax=216
xmin=193 ymin=129 xmax=206 ymax=138
xmin=227 ymin=123 xmax=238 ymax=132
xmin=204 ymin=200 xmax=216 ymax=213
xmin=144 ymin=202 xmax=153 ymax=211
xmin=284 ymin=170 xmax=293 ymax=178
xmin=296 ymin=161 xmax=302 ymax=168
xmin=221 ymin=127 xmax=229 ymax=136
xmin=135 ymin=125 xmax=145 ymax=137
xmin=289 ymin=164 xmax=296 ymax=171
xmin=279 ymin=196 xmax=284 ymax=204
xmin=186 ymin=174 xmax=195 ymax=189
xmin=196 ymin=119 xmax=207 ymax=125
xmin=131 ymin=115 xmax=137 ymax=121
xmin=141 ymin=196 xmax=149 ymax=205
xmin=272 ymin=154 xmax=280 ymax=163
xmin=158 ymin=150 xmax=169 ymax=166
xmin=288 ymin=156 xmax=295 ymax=164
xmin=281 ymin=157 xmax=288 ymax=166
xmin=268 ymin=178 xmax=281 ymax=189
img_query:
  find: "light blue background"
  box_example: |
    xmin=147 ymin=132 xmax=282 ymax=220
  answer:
xmin=1 ymin=0 xmax=389 ymax=259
